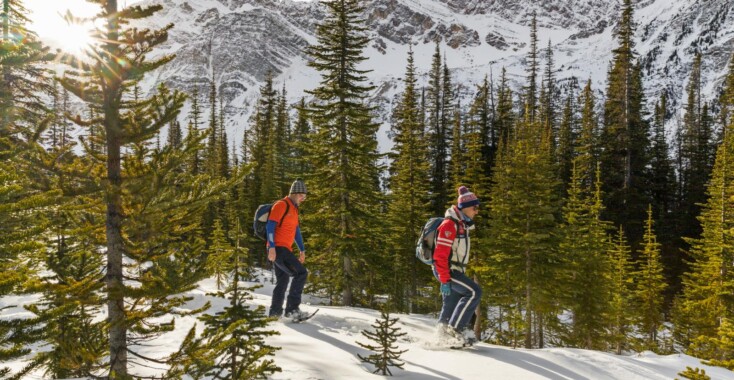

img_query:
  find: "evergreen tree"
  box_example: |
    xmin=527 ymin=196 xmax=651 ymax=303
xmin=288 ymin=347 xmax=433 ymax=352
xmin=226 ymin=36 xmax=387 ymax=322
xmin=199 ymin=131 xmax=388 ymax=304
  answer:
xmin=576 ymin=79 xmax=599 ymax=192
xmin=385 ymin=49 xmax=431 ymax=313
xmin=523 ymin=12 xmax=539 ymax=124
xmin=449 ymin=102 xmax=463 ymax=190
xmin=184 ymin=222 xmax=280 ymax=380
xmin=719 ymin=53 xmax=734 ymax=144
xmin=559 ymin=163 xmax=613 ymax=350
xmin=441 ymin=61 xmax=455 ymax=207
xmin=649 ymin=92 xmax=675 ymax=223
xmin=290 ymin=97 xmax=312 ymax=178
xmin=487 ymin=112 xmax=560 ymax=349
xmin=168 ymin=119 xmax=183 ymax=148
xmin=495 ymin=67 xmax=515 ymax=147
xmin=208 ymin=219 xmax=233 ymax=290
xmin=273 ymin=84 xmax=291 ymax=195
xmin=426 ymin=43 xmax=450 ymax=215
xmin=697 ymin=318 xmax=734 ymax=371
xmin=304 ymin=0 xmax=384 ymax=306
xmin=679 ymin=52 xmax=714 ymax=242
xmin=540 ymin=40 xmax=557 ymax=150
xmin=557 ymin=91 xmax=577 ymax=193
xmin=188 ymin=86 xmax=203 ymax=175
xmin=677 ymin=91 xmax=734 ymax=360
xmin=0 ymin=1 xmax=56 ymax=377
xmin=250 ymin=72 xmax=278 ymax=207
xmin=608 ymin=226 xmax=635 ymax=354
xmin=0 ymin=145 xmax=58 ymax=379
xmin=600 ymin=0 xmax=651 ymax=246
xmin=0 ymin=0 xmax=52 ymax=135
xmin=467 ymin=75 xmax=496 ymax=179
xmin=356 ymin=307 xmax=408 ymax=376
xmin=57 ymin=2 xmax=231 ymax=377
xmin=632 ymin=205 xmax=667 ymax=351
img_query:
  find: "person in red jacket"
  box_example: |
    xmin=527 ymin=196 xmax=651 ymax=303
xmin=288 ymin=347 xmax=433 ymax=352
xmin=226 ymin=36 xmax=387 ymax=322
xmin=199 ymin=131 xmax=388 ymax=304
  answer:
xmin=266 ymin=179 xmax=308 ymax=320
xmin=433 ymin=185 xmax=482 ymax=346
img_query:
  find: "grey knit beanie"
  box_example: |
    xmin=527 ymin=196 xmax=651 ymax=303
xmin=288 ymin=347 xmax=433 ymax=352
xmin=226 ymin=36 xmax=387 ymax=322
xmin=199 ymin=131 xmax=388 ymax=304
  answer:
xmin=289 ymin=178 xmax=307 ymax=194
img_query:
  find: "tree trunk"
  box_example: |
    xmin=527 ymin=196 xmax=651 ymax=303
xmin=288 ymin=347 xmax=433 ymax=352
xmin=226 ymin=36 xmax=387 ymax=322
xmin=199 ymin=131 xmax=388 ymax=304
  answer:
xmin=525 ymin=247 xmax=532 ymax=349
xmin=103 ymin=1 xmax=127 ymax=378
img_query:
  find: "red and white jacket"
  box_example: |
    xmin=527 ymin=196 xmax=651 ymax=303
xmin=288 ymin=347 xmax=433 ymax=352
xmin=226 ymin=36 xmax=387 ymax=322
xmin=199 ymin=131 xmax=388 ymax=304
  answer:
xmin=433 ymin=206 xmax=473 ymax=284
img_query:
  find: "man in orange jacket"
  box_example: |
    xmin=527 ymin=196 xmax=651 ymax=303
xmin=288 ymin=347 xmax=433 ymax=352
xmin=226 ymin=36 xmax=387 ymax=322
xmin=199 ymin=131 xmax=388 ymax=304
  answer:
xmin=266 ymin=179 xmax=308 ymax=320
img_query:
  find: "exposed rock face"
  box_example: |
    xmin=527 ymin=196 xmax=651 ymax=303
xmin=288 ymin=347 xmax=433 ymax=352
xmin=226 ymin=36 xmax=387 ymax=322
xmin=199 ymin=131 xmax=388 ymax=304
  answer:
xmin=136 ymin=0 xmax=734 ymax=136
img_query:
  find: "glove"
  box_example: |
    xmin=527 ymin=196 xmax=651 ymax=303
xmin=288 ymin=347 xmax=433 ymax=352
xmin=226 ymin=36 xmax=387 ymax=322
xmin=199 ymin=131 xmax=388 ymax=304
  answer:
xmin=440 ymin=282 xmax=451 ymax=296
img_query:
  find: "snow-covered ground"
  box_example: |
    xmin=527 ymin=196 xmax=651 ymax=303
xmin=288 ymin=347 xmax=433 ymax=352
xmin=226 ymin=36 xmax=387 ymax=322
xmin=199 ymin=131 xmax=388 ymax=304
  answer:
xmin=8 ymin=269 xmax=730 ymax=380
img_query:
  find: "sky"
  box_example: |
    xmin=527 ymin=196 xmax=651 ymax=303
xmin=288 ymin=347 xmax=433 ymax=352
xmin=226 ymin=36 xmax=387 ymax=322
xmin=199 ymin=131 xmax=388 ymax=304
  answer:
xmin=25 ymin=0 xmax=135 ymax=50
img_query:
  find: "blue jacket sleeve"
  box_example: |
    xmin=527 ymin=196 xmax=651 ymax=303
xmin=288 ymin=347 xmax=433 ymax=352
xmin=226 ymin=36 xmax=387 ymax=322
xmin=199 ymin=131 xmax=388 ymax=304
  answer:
xmin=295 ymin=226 xmax=305 ymax=252
xmin=266 ymin=220 xmax=277 ymax=248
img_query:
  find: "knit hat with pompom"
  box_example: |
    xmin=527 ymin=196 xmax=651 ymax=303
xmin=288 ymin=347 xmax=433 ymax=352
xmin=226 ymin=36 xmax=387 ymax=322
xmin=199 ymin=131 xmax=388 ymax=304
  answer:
xmin=457 ymin=186 xmax=479 ymax=210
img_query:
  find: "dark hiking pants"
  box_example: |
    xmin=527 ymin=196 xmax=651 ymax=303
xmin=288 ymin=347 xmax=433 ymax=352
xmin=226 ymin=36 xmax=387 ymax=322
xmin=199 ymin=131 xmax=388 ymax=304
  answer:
xmin=269 ymin=246 xmax=308 ymax=317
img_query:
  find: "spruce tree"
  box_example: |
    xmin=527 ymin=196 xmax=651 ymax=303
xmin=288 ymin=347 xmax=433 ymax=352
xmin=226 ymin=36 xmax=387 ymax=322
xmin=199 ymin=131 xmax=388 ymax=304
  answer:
xmin=304 ymin=0 xmax=384 ymax=306
xmin=679 ymin=52 xmax=713 ymax=242
xmin=385 ymin=49 xmax=431 ymax=313
xmin=495 ymin=67 xmax=515 ymax=146
xmin=608 ymin=227 xmax=635 ymax=354
xmin=467 ymin=75 xmax=496 ymax=179
xmin=557 ymin=91 xmax=577 ymax=193
xmin=426 ymin=43 xmax=449 ymax=215
xmin=208 ymin=219 xmax=233 ymax=290
xmin=168 ymin=120 xmax=183 ymax=148
xmin=576 ymin=79 xmax=599 ymax=192
xmin=524 ymin=12 xmax=539 ymax=124
xmin=559 ymin=163 xmax=613 ymax=350
xmin=290 ymin=97 xmax=312 ymax=178
xmin=273 ymin=84 xmax=291 ymax=195
xmin=487 ymin=112 xmax=560 ymax=349
xmin=540 ymin=40 xmax=556 ymax=151
xmin=187 ymin=222 xmax=281 ymax=380
xmin=600 ymin=0 xmax=651 ymax=246
xmin=357 ymin=308 xmax=408 ymax=376
xmin=677 ymin=88 xmax=734 ymax=360
xmin=719 ymin=53 xmax=734 ymax=144
xmin=632 ymin=205 xmax=667 ymax=351
xmin=449 ymin=103 xmax=463 ymax=190
xmin=188 ymin=86 xmax=203 ymax=175
xmin=250 ymin=72 xmax=278 ymax=207
xmin=649 ymin=92 xmax=675 ymax=224
xmin=57 ymin=2 xmax=231 ymax=377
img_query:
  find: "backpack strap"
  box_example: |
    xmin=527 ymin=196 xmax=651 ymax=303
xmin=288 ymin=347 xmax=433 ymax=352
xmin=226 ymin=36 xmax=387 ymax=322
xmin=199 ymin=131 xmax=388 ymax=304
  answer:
xmin=278 ymin=198 xmax=291 ymax=227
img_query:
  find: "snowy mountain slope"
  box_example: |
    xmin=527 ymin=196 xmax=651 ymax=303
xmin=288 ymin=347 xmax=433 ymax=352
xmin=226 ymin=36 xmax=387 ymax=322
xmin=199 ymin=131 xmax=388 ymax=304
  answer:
xmin=6 ymin=272 xmax=732 ymax=380
xmin=134 ymin=0 xmax=734 ymax=151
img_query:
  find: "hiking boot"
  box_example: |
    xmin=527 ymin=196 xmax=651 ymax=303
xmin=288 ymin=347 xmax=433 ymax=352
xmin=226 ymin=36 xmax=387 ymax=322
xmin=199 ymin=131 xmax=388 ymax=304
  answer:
xmin=436 ymin=324 xmax=466 ymax=347
xmin=284 ymin=308 xmax=308 ymax=321
xmin=460 ymin=328 xmax=477 ymax=346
